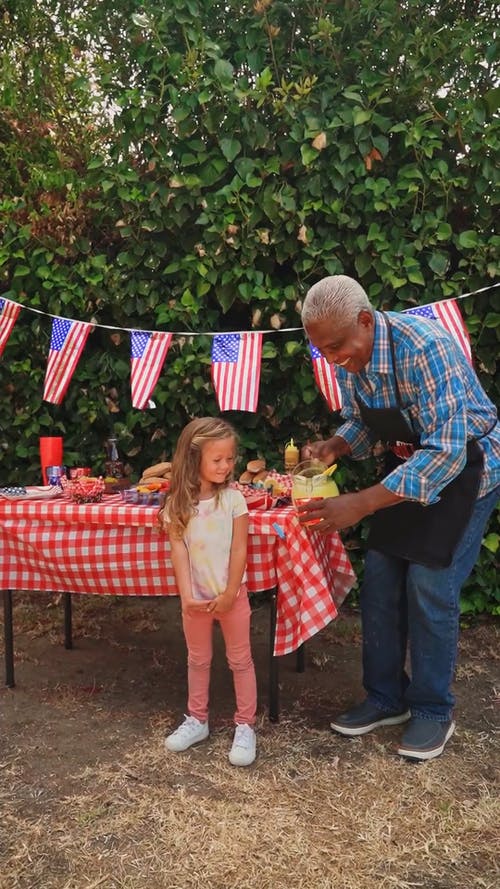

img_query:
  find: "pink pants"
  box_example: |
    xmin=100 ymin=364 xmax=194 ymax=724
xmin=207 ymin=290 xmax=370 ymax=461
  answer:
xmin=182 ymin=587 xmax=257 ymax=725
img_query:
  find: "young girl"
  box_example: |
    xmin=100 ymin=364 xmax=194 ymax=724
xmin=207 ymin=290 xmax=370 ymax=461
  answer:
xmin=159 ymin=417 xmax=257 ymax=767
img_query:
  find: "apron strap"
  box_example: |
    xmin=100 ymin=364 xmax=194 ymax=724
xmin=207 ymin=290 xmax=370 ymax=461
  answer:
xmin=381 ymin=312 xmax=405 ymax=411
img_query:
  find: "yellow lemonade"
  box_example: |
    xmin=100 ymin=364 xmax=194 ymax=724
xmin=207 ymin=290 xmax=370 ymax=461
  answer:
xmin=291 ymin=460 xmax=340 ymax=525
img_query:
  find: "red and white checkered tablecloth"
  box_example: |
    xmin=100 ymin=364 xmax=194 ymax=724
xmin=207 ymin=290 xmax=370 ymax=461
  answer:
xmin=0 ymin=496 xmax=356 ymax=657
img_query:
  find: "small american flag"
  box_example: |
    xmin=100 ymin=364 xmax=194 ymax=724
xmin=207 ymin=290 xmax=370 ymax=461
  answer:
xmin=404 ymin=299 xmax=472 ymax=363
xmin=43 ymin=317 xmax=93 ymax=404
xmin=309 ymin=344 xmax=343 ymax=411
xmin=211 ymin=332 xmax=262 ymax=412
xmin=130 ymin=330 xmax=172 ymax=410
xmin=0 ymin=298 xmax=21 ymax=358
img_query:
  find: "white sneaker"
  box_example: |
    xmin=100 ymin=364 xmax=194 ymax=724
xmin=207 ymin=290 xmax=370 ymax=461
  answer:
xmin=165 ymin=715 xmax=209 ymax=752
xmin=228 ymin=724 xmax=256 ymax=767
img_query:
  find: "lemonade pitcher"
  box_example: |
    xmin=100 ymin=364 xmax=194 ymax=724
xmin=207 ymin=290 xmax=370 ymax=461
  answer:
xmin=291 ymin=459 xmax=339 ymax=525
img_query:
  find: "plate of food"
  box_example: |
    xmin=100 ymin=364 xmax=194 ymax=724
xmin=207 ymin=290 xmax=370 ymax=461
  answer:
xmin=0 ymin=485 xmax=63 ymax=501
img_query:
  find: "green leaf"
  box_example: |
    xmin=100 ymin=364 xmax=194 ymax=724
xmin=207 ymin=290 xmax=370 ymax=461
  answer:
xmin=284 ymin=341 xmax=302 ymax=357
xmin=366 ymin=223 xmax=381 ymax=242
xmin=428 ymin=252 xmax=449 ymax=276
xmin=355 ymin=254 xmax=372 ymax=277
xmin=436 ymin=222 xmax=452 ymax=241
xmin=387 ymin=275 xmax=407 ymax=289
xmin=342 ymin=89 xmax=364 ymax=105
xmin=214 ymin=59 xmax=234 ymax=84
xmin=483 ymin=313 xmax=500 ymax=328
xmin=372 ymin=135 xmax=388 ymax=156
xmin=407 ymin=269 xmax=425 ymax=286
xmin=234 ymin=158 xmax=255 ymax=179
xmin=262 ymin=342 xmax=278 ymax=359
xmin=483 ymin=533 xmax=499 ymax=554
xmin=458 ymin=230 xmax=479 ymax=249
xmin=353 ymin=108 xmax=372 ymax=126
xmin=300 ymin=144 xmax=318 ymax=166
xmin=219 ymin=138 xmax=242 ymax=162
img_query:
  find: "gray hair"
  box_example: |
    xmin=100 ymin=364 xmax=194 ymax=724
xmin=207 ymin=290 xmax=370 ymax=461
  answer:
xmin=301 ymin=275 xmax=373 ymax=328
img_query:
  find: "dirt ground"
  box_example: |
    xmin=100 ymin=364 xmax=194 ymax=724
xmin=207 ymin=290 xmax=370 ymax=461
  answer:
xmin=1 ymin=592 xmax=498 ymax=889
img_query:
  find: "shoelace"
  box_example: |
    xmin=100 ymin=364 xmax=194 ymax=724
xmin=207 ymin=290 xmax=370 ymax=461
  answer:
xmin=234 ymin=726 xmax=253 ymax=748
xmin=176 ymin=716 xmax=202 ymax=736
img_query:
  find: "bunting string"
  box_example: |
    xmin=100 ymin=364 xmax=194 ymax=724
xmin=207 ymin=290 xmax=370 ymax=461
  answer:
xmin=0 ymin=282 xmax=498 ymax=411
xmin=2 ymin=282 xmax=498 ymax=336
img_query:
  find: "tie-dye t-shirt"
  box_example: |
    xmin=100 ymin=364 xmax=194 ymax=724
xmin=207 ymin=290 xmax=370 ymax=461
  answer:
xmin=184 ymin=487 xmax=248 ymax=600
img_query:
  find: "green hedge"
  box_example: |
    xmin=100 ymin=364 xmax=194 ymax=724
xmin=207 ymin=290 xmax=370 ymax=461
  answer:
xmin=0 ymin=0 xmax=498 ymax=612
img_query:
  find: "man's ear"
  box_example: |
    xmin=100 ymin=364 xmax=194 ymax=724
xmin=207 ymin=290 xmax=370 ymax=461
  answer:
xmin=358 ymin=309 xmax=374 ymax=329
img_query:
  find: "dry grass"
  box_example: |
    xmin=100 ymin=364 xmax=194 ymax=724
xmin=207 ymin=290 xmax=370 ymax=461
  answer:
xmin=1 ymin=595 xmax=499 ymax=889
xmin=1 ymin=722 xmax=499 ymax=889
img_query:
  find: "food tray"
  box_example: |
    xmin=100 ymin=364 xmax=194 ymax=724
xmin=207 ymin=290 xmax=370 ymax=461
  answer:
xmin=121 ymin=485 xmax=168 ymax=507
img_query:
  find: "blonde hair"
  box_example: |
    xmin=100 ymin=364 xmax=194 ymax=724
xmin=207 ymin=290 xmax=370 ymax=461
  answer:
xmin=159 ymin=417 xmax=238 ymax=539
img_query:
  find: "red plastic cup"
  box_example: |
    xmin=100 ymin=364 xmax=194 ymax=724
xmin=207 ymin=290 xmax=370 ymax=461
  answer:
xmin=294 ymin=496 xmax=323 ymax=526
xmin=39 ymin=436 xmax=63 ymax=485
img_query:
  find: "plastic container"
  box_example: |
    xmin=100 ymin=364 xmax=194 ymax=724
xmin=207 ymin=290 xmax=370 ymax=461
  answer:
xmin=284 ymin=438 xmax=300 ymax=472
xmin=291 ymin=459 xmax=339 ymax=525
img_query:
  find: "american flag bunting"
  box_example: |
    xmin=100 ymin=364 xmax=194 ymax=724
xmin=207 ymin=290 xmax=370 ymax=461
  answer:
xmin=130 ymin=330 xmax=172 ymax=410
xmin=0 ymin=298 xmax=21 ymax=358
xmin=404 ymin=299 xmax=472 ymax=363
xmin=211 ymin=332 xmax=263 ymax=412
xmin=43 ymin=318 xmax=93 ymax=405
xmin=309 ymin=344 xmax=343 ymax=411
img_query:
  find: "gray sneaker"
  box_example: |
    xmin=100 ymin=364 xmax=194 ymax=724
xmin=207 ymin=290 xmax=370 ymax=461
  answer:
xmin=165 ymin=715 xmax=209 ymax=752
xmin=330 ymin=699 xmax=411 ymax=737
xmin=397 ymin=718 xmax=455 ymax=761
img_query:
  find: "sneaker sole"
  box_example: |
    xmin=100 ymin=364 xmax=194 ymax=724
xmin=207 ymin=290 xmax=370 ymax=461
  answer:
xmin=228 ymin=752 xmax=256 ymax=767
xmin=330 ymin=709 xmax=411 ymax=737
xmin=397 ymin=721 xmax=456 ymax=761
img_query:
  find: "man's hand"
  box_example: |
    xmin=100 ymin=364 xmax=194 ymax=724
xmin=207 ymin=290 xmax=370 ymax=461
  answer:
xmin=301 ymin=435 xmax=351 ymax=466
xmin=297 ymin=493 xmax=368 ymax=533
xmin=297 ymin=484 xmax=406 ymax=533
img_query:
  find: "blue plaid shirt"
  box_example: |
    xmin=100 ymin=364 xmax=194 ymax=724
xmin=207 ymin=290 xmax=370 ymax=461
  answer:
xmin=335 ymin=311 xmax=500 ymax=504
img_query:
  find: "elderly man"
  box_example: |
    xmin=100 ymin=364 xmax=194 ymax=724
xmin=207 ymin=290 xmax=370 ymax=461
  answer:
xmin=300 ymin=275 xmax=499 ymax=760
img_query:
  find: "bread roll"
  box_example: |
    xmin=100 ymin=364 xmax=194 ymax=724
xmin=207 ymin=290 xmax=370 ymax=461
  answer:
xmin=142 ymin=462 xmax=172 ymax=479
xmin=239 ymin=471 xmax=254 ymax=484
xmin=137 ymin=476 xmax=170 ymax=486
xmin=247 ymin=458 xmax=266 ymax=474
xmin=252 ymin=469 xmax=268 ymax=482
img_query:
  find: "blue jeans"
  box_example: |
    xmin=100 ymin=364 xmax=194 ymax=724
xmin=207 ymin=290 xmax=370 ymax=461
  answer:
xmin=361 ymin=485 xmax=500 ymax=721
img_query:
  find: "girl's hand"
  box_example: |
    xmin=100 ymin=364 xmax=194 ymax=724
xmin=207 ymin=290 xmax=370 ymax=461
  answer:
xmin=210 ymin=593 xmax=235 ymax=615
xmin=181 ymin=596 xmax=211 ymax=614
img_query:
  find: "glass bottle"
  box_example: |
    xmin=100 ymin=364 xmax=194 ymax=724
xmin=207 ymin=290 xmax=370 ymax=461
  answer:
xmin=104 ymin=437 xmax=125 ymax=479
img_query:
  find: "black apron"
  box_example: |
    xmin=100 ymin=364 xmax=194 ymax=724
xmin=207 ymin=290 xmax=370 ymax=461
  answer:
xmin=357 ymin=315 xmax=489 ymax=569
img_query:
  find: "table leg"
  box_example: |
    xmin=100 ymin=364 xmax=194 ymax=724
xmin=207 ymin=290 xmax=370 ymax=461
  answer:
xmin=3 ymin=590 xmax=14 ymax=688
xmin=296 ymin=643 xmax=305 ymax=673
xmin=268 ymin=589 xmax=279 ymax=723
xmin=63 ymin=593 xmax=73 ymax=649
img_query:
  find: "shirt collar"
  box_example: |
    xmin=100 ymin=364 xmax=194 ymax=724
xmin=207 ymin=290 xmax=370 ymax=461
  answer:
xmin=364 ymin=310 xmax=392 ymax=374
